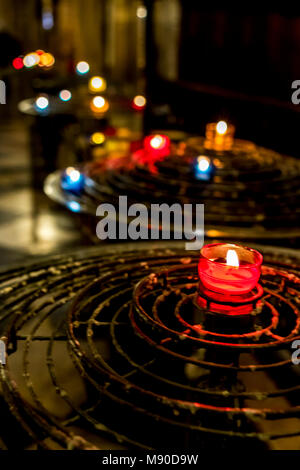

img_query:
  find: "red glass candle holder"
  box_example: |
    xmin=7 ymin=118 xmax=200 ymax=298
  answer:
xmin=198 ymin=243 xmax=263 ymax=295
xmin=196 ymin=282 xmax=264 ymax=315
xmin=197 ymin=244 xmax=263 ymax=315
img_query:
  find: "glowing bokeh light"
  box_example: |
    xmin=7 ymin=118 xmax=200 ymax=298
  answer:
xmin=137 ymin=6 xmax=147 ymax=18
xmin=90 ymin=95 xmax=109 ymax=113
xmin=197 ymin=156 xmax=211 ymax=172
xmin=150 ymin=135 xmax=165 ymax=149
xmin=88 ymin=76 xmax=107 ymax=92
xmin=39 ymin=52 xmax=55 ymax=67
xmin=23 ymin=53 xmax=40 ymax=68
xmin=90 ymin=132 xmax=105 ymax=145
xmin=132 ymin=95 xmax=146 ymax=110
xmin=76 ymin=61 xmax=90 ymax=75
xmin=42 ymin=11 xmax=54 ymax=30
xmin=65 ymin=167 xmax=81 ymax=182
xmin=59 ymin=89 xmax=72 ymax=101
xmin=67 ymin=201 xmax=81 ymax=212
xmin=12 ymin=57 xmax=24 ymax=70
xmin=142 ymin=134 xmax=171 ymax=160
xmin=61 ymin=167 xmax=85 ymax=193
xmin=93 ymin=96 xmax=105 ymax=108
xmin=35 ymin=96 xmax=49 ymax=110
xmin=216 ymin=120 xmax=228 ymax=135
xmin=194 ymin=156 xmax=213 ymax=181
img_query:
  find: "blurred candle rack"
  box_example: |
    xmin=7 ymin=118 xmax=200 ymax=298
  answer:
xmin=204 ymin=121 xmax=235 ymax=151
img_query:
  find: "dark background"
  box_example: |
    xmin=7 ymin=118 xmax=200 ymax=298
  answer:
xmin=144 ymin=2 xmax=300 ymax=154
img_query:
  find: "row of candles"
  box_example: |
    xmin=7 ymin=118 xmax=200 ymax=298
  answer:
xmin=34 ymin=79 xmax=145 ymax=115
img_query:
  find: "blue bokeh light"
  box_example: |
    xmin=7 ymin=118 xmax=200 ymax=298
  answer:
xmin=67 ymin=201 xmax=81 ymax=213
xmin=42 ymin=11 xmax=54 ymax=30
xmin=194 ymin=156 xmax=213 ymax=181
xmin=61 ymin=167 xmax=85 ymax=192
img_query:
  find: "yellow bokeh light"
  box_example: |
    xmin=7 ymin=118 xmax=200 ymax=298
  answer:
xmin=216 ymin=121 xmax=228 ymax=135
xmin=90 ymin=132 xmax=105 ymax=145
xmin=90 ymin=96 xmax=109 ymax=113
xmin=39 ymin=52 xmax=55 ymax=67
xmin=89 ymin=76 xmax=107 ymax=92
xmin=133 ymin=95 xmax=146 ymax=108
xmin=137 ymin=6 xmax=147 ymax=18
xmin=23 ymin=50 xmax=55 ymax=69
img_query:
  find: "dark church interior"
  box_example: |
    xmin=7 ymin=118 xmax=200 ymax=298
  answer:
xmin=0 ymin=1 xmax=299 ymax=453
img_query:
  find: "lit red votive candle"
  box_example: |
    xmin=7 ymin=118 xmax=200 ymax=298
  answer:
xmin=198 ymin=243 xmax=263 ymax=296
xmin=143 ymin=134 xmax=170 ymax=156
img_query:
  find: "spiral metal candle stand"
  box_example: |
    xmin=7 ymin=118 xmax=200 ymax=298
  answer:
xmin=45 ymin=136 xmax=300 ymax=241
xmin=0 ymin=244 xmax=299 ymax=450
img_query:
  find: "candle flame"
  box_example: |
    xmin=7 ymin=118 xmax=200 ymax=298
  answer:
xmin=226 ymin=249 xmax=239 ymax=267
xmin=216 ymin=120 xmax=228 ymax=135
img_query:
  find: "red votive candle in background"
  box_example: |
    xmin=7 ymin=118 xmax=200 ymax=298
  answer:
xmin=143 ymin=134 xmax=170 ymax=158
xmin=198 ymin=243 xmax=263 ymax=296
xmin=132 ymin=134 xmax=171 ymax=170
